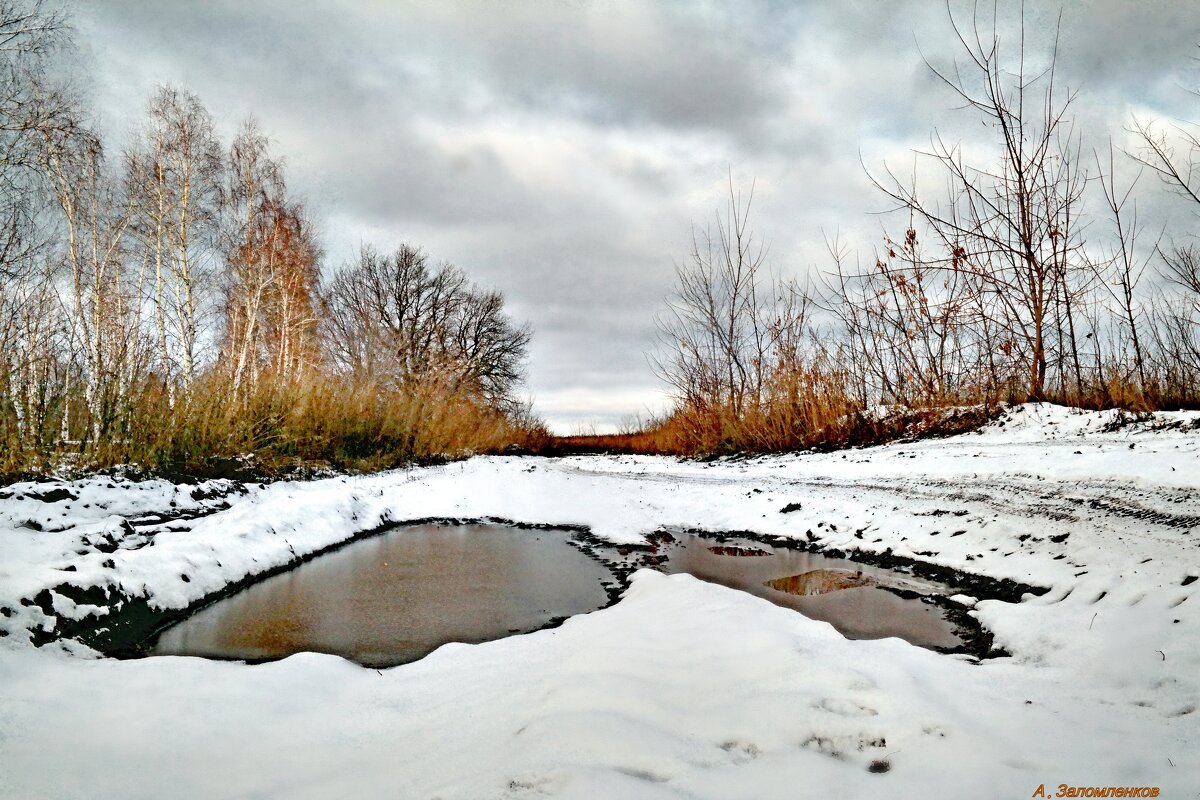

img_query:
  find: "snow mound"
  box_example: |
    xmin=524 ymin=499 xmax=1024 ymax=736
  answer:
xmin=1 ymin=406 xmax=1198 ymax=795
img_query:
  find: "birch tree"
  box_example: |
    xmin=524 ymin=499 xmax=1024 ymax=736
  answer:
xmin=220 ymin=122 xmax=321 ymax=390
xmin=0 ymin=0 xmax=65 ymax=282
xmin=128 ymin=85 xmax=222 ymax=392
xmin=37 ymin=109 xmax=136 ymax=442
xmin=1 ymin=0 xmax=69 ymax=450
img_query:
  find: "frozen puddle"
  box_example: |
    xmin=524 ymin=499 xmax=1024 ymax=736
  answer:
xmin=151 ymin=524 xmax=964 ymax=667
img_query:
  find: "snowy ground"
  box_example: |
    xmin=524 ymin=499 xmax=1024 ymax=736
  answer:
xmin=1 ymin=404 xmax=1198 ymax=798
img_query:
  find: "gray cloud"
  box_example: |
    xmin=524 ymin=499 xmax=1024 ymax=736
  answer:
xmin=72 ymin=0 xmax=1200 ymax=431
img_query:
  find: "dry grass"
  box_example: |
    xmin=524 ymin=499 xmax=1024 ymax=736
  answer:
xmin=546 ymin=363 xmax=860 ymax=457
xmin=0 ymin=372 xmax=546 ymax=481
xmin=548 ymin=400 xmax=1003 ymax=458
xmin=4 ymin=353 xmax=1192 ymax=480
xmin=557 ymin=373 xmax=1197 ymax=460
xmin=547 ymin=351 xmax=1147 ymax=458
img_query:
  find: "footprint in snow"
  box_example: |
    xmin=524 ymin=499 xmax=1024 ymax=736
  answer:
xmin=614 ymin=766 xmax=669 ymax=783
xmin=817 ymin=697 xmax=878 ymax=717
xmin=719 ymin=740 xmax=761 ymax=763
xmin=504 ymin=773 xmax=563 ymax=796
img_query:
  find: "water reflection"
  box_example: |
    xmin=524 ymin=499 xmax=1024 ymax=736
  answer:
xmin=657 ymin=534 xmax=963 ymax=649
xmin=153 ymin=524 xmax=612 ymax=667
xmin=152 ymin=524 xmax=965 ymax=668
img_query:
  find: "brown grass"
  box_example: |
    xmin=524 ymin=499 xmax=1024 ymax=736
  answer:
xmin=546 ymin=401 xmax=1003 ymax=458
xmin=0 ymin=372 xmax=546 ymax=481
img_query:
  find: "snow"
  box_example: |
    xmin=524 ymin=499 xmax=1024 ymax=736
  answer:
xmin=1 ymin=403 xmax=1198 ymax=797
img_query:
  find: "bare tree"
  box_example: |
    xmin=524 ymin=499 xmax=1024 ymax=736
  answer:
xmin=250 ymin=196 xmax=321 ymax=382
xmin=1094 ymin=144 xmax=1156 ymax=395
xmin=1128 ymin=46 xmax=1200 ymax=403
xmin=36 ymin=103 xmax=138 ymax=442
xmin=824 ymin=219 xmax=994 ymax=407
xmin=219 ymin=119 xmax=284 ymax=391
xmin=1130 ymin=83 xmax=1200 ymax=212
xmin=0 ymin=0 xmax=66 ymax=282
xmin=0 ymin=257 xmax=66 ymax=446
xmin=127 ymin=85 xmax=222 ymax=392
xmin=870 ymin=3 xmax=1087 ymax=401
xmin=321 ymin=244 xmax=530 ymax=404
xmin=654 ymin=178 xmax=779 ymax=414
xmin=1146 ymin=289 xmax=1200 ymax=403
xmin=127 ymin=121 xmax=173 ymax=392
xmin=0 ymin=1 xmax=70 ymax=452
xmin=216 ymin=121 xmax=322 ymax=390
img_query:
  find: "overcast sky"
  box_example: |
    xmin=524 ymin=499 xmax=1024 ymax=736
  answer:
xmin=73 ymin=1 xmax=1200 ymax=432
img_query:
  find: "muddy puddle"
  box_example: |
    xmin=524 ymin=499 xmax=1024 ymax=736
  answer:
xmin=151 ymin=524 xmax=966 ymax=667
xmin=152 ymin=524 xmax=613 ymax=667
xmin=649 ymin=533 xmax=962 ymax=650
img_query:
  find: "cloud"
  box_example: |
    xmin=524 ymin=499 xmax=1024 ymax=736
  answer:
xmin=72 ymin=0 xmax=1200 ymax=432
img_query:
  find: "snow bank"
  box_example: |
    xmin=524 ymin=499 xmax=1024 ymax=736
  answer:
xmin=1 ymin=570 xmax=1194 ymax=798
xmin=1 ymin=403 xmax=1197 ymax=797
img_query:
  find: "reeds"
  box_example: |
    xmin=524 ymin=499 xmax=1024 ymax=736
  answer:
xmin=0 ymin=371 xmax=546 ymax=480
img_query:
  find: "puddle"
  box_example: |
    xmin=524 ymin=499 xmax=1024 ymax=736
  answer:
xmin=765 ymin=569 xmax=876 ymax=594
xmin=651 ymin=534 xmax=964 ymax=650
xmin=150 ymin=525 xmax=966 ymax=668
xmin=152 ymin=524 xmax=613 ymax=667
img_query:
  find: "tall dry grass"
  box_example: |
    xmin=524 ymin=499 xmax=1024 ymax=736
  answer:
xmin=0 ymin=371 xmax=547 ymax=481
xmin=551 ymin=367 xmax=1003 ymax=459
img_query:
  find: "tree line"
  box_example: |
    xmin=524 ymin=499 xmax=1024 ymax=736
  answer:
xmin=0 ymin=1 xmax=541 ymax=477
xmin=652 ymin=6 xmax=1200 ymax=454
